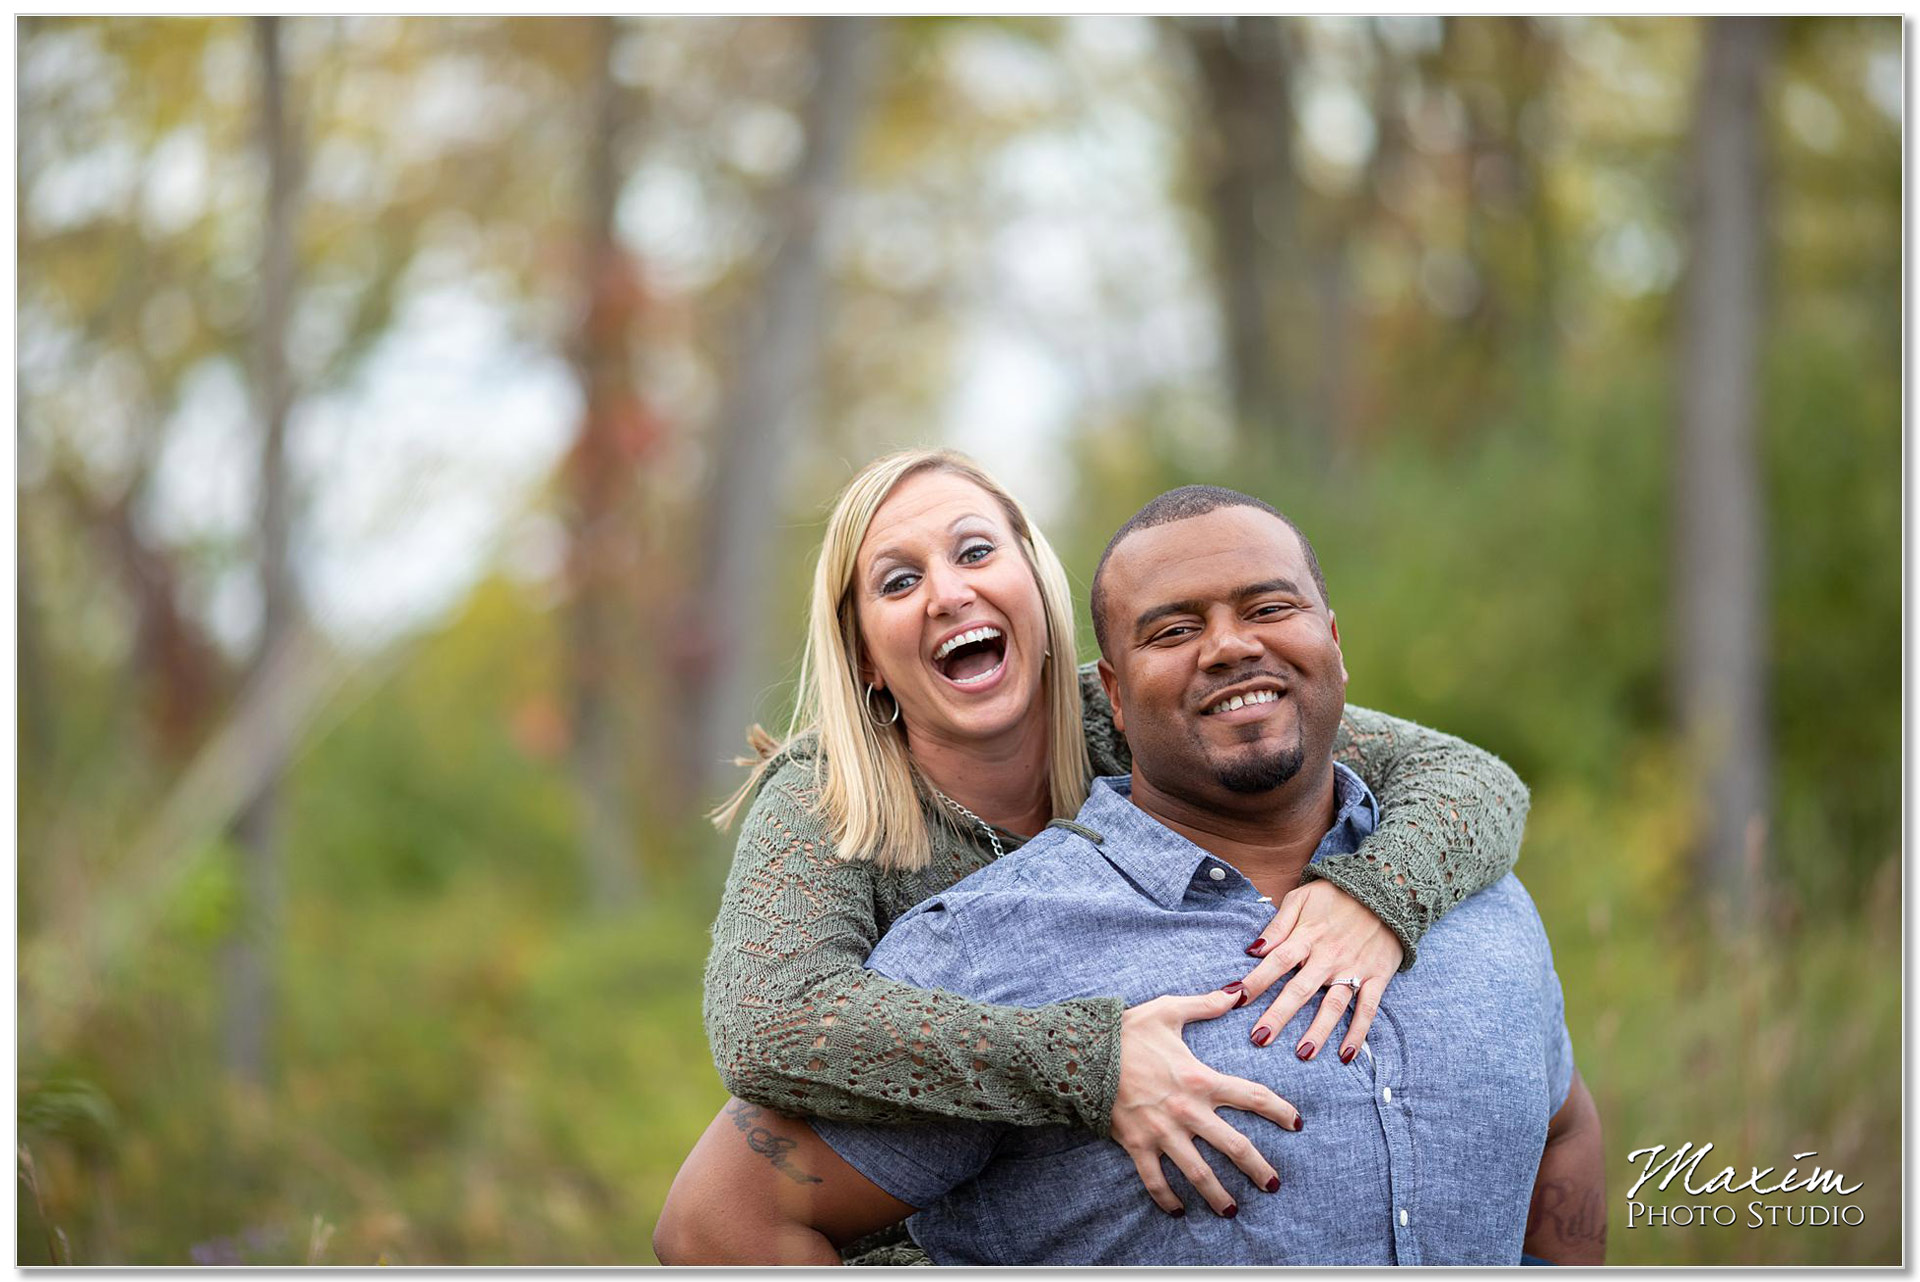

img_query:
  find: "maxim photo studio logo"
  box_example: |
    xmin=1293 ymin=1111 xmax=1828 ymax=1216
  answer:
xmin=1625 ymin=1142 xmax=1864 ymax=1230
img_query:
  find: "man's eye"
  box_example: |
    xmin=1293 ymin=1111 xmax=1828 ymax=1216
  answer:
xmin=959 ymin=542 xmax=994 ymax=564
xmin=1253 ymin=603 xmax=1295 ymax=619
xmin=881 ymin=571 xmax=920 ymax=595
xmin=1151 ymin=625 xmax=1196 ymax=643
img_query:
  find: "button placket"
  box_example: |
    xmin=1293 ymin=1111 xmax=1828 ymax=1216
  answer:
xmin=1368 ymin=1008 xmax=1417 ymax=1264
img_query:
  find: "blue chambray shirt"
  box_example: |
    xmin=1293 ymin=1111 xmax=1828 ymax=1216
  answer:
xmin=811 ymin=767 xmax=1574 ymax=1266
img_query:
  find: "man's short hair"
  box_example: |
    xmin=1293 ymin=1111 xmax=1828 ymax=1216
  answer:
xmin=1089 ymin=485 xmax=1330 ymax=655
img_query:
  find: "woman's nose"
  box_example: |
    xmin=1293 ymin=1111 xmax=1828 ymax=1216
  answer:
xmin=923 ymin=562 xmax=976 ymax=615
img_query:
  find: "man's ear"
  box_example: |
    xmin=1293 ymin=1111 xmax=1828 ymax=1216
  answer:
xmin=1096 ymin=658 xmax=1124 ymax=737
xmin=1329 ymin=612 xmax=1348 ymax=686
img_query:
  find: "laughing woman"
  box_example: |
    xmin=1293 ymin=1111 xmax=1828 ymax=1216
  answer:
xmin=676 ymin=449 xmax=1529 ymax=1262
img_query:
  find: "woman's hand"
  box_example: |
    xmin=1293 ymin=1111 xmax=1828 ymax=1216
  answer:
xmin=1239 ymin=881 xmax=1405 ymax=1063
xmin=1111 ymin=986 xmax=1302 ymax=1218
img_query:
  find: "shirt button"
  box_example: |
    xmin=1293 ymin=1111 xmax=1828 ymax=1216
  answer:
xmin=1382 ymin=1087 xmax=1393 ymax=1103
xmin=1207 ymin=866 xmax=1226 ymax=881
xmin=1399 ymin=1209 xmax=1409 ymax=1227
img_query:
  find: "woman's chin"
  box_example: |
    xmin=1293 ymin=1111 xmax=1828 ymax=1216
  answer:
xmin=909 ymin=671 xmax=1045 ymax=746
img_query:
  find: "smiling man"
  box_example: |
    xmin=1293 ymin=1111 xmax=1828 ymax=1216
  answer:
xmin=655 ymin=486 xmax=1605 ymax=1266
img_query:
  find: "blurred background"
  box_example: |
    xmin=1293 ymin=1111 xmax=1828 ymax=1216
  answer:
xmin=15 ymin=15 xmax=1900 ymax=1266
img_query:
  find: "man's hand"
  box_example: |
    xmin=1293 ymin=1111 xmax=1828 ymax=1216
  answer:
xmin=1524 ymin=1070 xmax=1606 ymax=1264
xmin=653 ymin=1098 xmax=915 ymax=1265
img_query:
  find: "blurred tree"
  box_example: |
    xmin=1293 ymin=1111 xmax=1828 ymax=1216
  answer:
xmin=222 ymin=14 xmax=303 ymax=1087
xmin=1176 ymin=16 xmax=1309 ymax=472
xmin=562 ymin=16 xmax=646 ymax=909
xmin=1674 ymin=16 xmax=1777 ymax=925
xmin=683 ymin=17 xmax=878 ymax=803
xmin=1449 ymin=18 xmax=1562 ymax=371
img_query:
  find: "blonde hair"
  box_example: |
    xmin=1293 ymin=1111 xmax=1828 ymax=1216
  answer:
xmin=712 ymin=449 xmax=1090 ymax=871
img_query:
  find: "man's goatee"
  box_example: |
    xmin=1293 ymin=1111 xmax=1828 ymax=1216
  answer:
xmin=1217 ymin=745 xmax=1303 ymax=793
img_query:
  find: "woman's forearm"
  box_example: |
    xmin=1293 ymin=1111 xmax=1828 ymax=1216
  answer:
xmin=1310 ymin=705 xmax=1531 ymax=967
xmin=708 ymin=958 xmax=1124 ymax=1131
xmin=708 ymin=772 xmax=1125 ymax=1133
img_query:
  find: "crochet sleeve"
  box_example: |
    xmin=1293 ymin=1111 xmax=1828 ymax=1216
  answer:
xmin=1310 ymin=705 xmax=1531 ymax=968
xmin=703 ymin=761 xmax=1126 ymax=1135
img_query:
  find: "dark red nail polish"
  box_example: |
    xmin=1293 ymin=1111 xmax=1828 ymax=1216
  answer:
xmin=1221 ymin=1202 xmax=1239 ymax=1219
xmin=1340 ymin=1046 xmax=1357 ymax=1064
xmin=1245 ymin=938 xmax=1267 ymax=956
xmin=1222 ymin=981 xmax=1244 ymax=993
xmin=1296 ymin=1041 xmax=1315 ymax=1061
xmin=1293 ymin=1115 xmax=1305 ymax=1132
xmin=1169 ymin=1205 xmax=1186 ymax=1218
xmin=1251 ymin=1026 xmax=1273 ymax=1047
xmin=1264 ymin=1176 xmax=1280 ymax=1193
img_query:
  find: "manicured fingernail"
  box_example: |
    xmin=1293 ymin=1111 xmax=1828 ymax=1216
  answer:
xmin=1220 ymin=1202 xmax=1239 ymax=1219
xmin=1340 ymin=1046 xmax=1356 ymax=1064
xmin=1264 ymin=1176 xmax=1280 ymax=1193
xmin=1251 ymin=1026 xmax=1272 ymax=1047
xmin=1293 ymin=1115 xmax=1305 ymax=1132
xmin=1169 ymin=1204 xmax=1186 ymax=1218
xmin=1296 ymin=1041 xmax=1315 ymax=1061
xmin=1245 ymin=938 xmax=1267 ymax=956
xmin=1222 ymin=981 xmax=1244 ymax=993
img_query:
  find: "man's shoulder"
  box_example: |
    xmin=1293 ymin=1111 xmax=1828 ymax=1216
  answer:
xmin=1452 ymin=871 xmax=1545 ymax=921
xmin=911 ymin=820 xmax=1104 ymax=913
xmin=1420 ymin=873 xmax=1558 ymax=969
xmin=868 ymin=822 xmax=1109 ymax=986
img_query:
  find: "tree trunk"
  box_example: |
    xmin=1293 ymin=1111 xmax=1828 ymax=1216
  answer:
xmin=1181 ymin=16 xmax=1308 ymax=471
xmin=1674 ymin=16 xmax=1776 ymax=927
xmin=684 ymin=17 xmax=876 ymax=805
xmin=564 ymin=16 xmax=646 ymax=910
xmin=1513 ymin=18 xmax=1561 ymax=367
xmin=222 ymin=14 xmax=302 ymax=1087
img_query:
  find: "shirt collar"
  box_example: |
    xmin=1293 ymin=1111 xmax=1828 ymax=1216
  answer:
xmin=1079 ymin=763 xmax=1380 ymax=909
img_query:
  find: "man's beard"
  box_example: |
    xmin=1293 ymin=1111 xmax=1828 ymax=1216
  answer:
xmin=1215 ymin=742 xmax=1304 ymax=793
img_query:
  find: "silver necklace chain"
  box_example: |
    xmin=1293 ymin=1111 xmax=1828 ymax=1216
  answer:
xmin=929 ymin=784 xmax=1006 ymax=860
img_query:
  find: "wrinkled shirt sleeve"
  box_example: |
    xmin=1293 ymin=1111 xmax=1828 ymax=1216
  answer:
xmin=808 ymin=899 xmax=1008 ymax=1207
xmin=1538 ymin=916 xmax=1575 ymax=1115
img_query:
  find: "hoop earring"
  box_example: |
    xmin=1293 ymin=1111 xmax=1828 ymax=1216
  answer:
xmin=864 ymin=683 xmax=900 ymax=727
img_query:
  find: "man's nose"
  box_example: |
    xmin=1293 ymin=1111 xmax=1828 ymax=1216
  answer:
xmin=923 ymin=561 xmax=976 ymax=616
xmin=1198 ymin=617 xmax=1262 ymax=669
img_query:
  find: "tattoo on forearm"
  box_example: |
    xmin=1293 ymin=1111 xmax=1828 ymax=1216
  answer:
xmin=725 ymin=1100 xmax=824 ymax=1185
xmin=1527 ymin=1179 xmax=1607 ymax=1251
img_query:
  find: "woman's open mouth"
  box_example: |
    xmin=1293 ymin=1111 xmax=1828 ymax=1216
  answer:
xmin=932 ymin=626 xmax=1008 ymax=686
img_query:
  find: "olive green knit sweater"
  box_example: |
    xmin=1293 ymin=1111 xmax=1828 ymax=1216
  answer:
xmin=702 ymin=665 xmax=1529 ymax=1138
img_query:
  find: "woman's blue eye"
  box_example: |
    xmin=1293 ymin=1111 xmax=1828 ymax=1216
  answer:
xmin=881 ymin=571 xmax=920 ymax=595
xmin=959 ymin=542 xmax=994 ymax=564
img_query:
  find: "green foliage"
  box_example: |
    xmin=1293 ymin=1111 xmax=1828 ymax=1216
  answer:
xmin=1524 ymin=774 xmax=1900 ymax=1265
xmin=291 ymin=577 xmax=578 ymax=906
xmin=159 ymin=838 xmax=243 ymax=946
